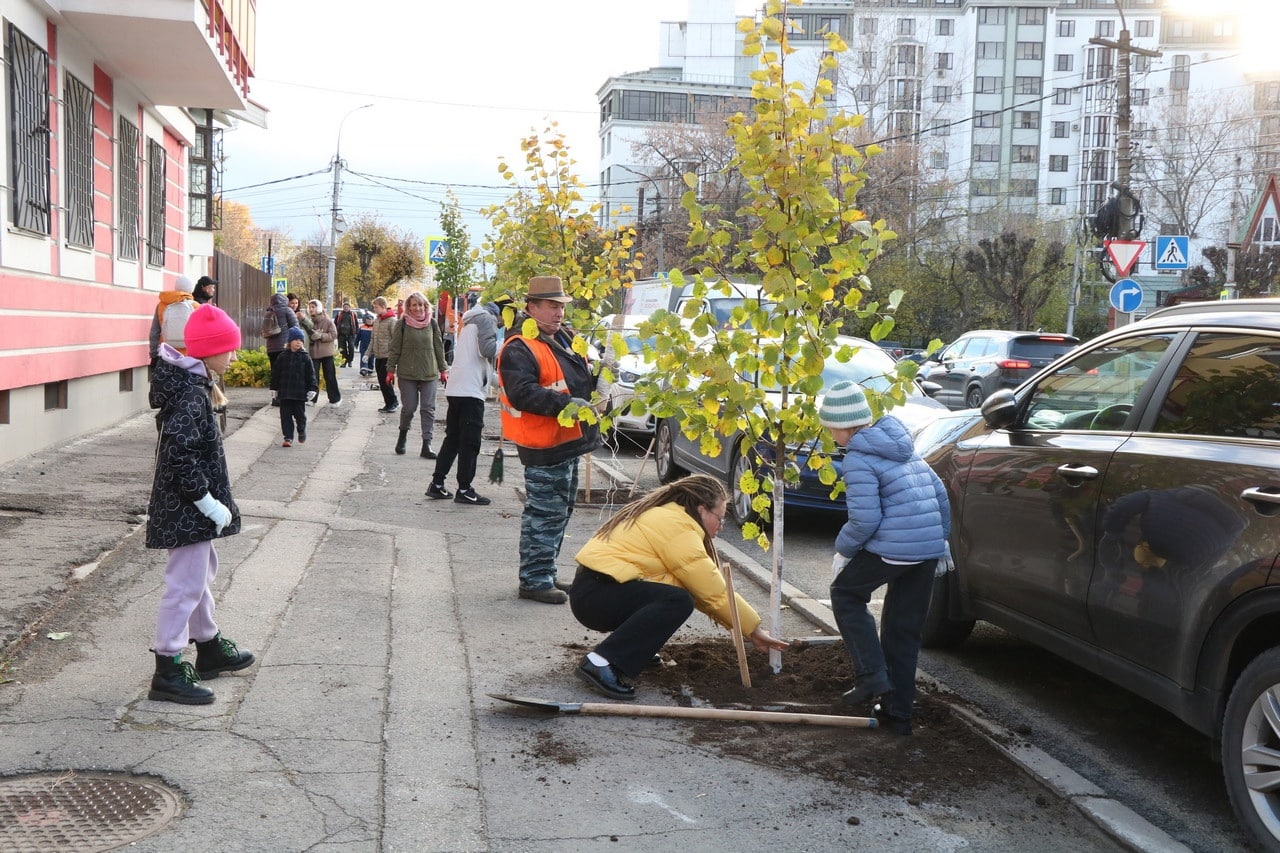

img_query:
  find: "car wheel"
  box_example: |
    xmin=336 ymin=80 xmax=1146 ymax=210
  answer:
xmin=654 ymin=420 xmax=685 ymax=484
xmin=1222 ymin=647 xmax=1280 ymax=850
xmin=965 ymin=385 xmax=985 ymax=410
xmin=729 ymin=441 xmax=760 ymax=525
xmin=920 ymin=570 xmax=975 ymax=648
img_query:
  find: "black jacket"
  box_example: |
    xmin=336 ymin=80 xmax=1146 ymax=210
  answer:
xmin=146 ymin=357 xmax=241 ymax=549
xmin=270 ymin=348 xmax=318 ymax=401
xmin=497 ymin=324 xmax=601 ymax=466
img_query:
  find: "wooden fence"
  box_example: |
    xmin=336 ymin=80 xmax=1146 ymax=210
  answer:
xmin=212 ymin=250 xmax=274 ymax=350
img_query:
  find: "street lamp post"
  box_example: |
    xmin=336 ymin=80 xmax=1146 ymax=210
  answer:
xmin=326 ymin=104 xmax=373 ymax=310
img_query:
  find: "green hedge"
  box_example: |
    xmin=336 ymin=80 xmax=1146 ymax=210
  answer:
xmin=223 ymin=347 xmax=271 ymax=388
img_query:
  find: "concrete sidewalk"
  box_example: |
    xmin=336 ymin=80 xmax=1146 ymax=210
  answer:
xmin=0 ymin=373 xmax=1136 ymax=851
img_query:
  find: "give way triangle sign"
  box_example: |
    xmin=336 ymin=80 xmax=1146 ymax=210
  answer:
xmin=1105 ymin=240 xmax=1147 ymax=277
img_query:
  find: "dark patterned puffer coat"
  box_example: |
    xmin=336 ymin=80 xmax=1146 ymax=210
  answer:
xmin=145 ymin=353 xmax=241 ymax=549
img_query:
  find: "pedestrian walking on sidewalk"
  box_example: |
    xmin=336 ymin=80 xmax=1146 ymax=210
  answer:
xmin=147 ymin=274 xmax=197 ymax=361
xmin=386 ymin=291 xmax=446 ymax=458
xmin=497 ymin=276 xmax=605 ymax=604
xmin=569 ymin=474 xmax=789 ymax=699
xmin=270 ymin=327 xmax=318 ymax=447
xmin=336 ymin=299 xmax=359 ymax=366
xmin=145 ymin=306 xmax=256 ymax=705
xmin=263 ymin=293 xmax=298 ymax=407
xmin=426 ymin=299 xmax=499 ymax=506
xmin=370 ymin=296 xmax=399 ymax=413
xmin=308 ymin=299 xmax=341 ymax=405
xmin=822 ymin=382 xmax=950 ymax=736
xmin=357 ymin=311 xmax=374 ymax=375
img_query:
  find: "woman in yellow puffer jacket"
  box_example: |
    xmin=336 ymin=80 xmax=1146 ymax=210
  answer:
xmin=569 ymin=474 xmax=789 ymax=699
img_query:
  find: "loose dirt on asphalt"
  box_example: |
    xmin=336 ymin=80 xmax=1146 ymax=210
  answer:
xmin=533 ymin=639 xmax=1117 ymax=845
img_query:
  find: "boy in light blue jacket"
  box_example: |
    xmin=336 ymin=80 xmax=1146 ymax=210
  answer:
xmin=822 ymin=381 xmax=950 ymax=735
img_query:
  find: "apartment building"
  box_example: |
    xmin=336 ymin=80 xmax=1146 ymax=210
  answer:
xmin=0 ymin=0 xmax=263 ymax=465
xmin=599 ymin=0 xmax=1278 ymax=254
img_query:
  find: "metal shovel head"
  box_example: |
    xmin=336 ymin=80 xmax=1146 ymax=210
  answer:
xmin=489 ymin=694 xmax=875 ymax=728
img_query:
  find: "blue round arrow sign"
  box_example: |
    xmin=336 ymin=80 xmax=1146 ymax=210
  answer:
xmin=1109 ymin=278 xmax=1143 ymax=314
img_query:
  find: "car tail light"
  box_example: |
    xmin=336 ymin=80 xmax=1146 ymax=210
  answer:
xmin=998 ymin=359 xmax=1032 ymax=370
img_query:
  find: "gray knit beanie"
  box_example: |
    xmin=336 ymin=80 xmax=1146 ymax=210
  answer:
xmin=819 ymin=381 xmax=873 ymax=429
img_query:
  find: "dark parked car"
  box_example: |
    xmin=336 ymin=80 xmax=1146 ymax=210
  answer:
xmin=917 ymin=299 xmax=1280 ymax=849
xmin=653 ymin=336 xmax=946 ymax=524
xmin=920 ymin=329 xmax=1079 ymax=410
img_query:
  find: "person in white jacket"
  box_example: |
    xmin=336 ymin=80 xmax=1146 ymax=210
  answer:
xmin=425 ymin=301 xmax=499 ymax=505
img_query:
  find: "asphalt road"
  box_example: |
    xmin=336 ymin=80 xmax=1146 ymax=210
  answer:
xmin=598 ymin=428 xmax=1252 ymax=852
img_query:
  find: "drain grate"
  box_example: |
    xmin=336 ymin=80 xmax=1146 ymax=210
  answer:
xmin=0 ymin=771 xmax=181 ymax=852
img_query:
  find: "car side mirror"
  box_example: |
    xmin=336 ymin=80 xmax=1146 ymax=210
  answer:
xmin=981 ymin=389 xmax=1018 ymax=429
xmin=917 ymin=379 xmax=943 ymax=398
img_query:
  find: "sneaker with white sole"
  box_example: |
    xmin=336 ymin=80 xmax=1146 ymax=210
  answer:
xmin=454 ymin=487 xmax=491 ymax=506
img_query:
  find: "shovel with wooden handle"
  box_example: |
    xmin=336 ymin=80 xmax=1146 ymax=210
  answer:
xmin=490 ymin=694 xmax=876 ymax=729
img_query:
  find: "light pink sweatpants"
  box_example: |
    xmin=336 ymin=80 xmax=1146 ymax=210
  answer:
xmin=154 ymin=540 xmax=220 ymax=656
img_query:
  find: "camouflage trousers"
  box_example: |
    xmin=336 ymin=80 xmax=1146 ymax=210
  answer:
xmin=518 ymin=457 xmax=579 ymax=590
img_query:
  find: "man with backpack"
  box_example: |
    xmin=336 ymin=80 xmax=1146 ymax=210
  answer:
xmin=336 ymin=300 xmax=359 ymax=367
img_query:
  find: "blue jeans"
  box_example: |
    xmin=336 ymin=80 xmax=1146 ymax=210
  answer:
xmin=518 ymin=457 xmax=578 ymax=590
xmin=830 ymin=549 xmax=937 ymax=720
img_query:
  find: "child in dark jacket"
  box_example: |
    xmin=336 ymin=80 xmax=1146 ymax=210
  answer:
xmin=147 ymin=306 xmax=256 ymax=705
xmin=270 ymin=326 xmax=318 ymax=447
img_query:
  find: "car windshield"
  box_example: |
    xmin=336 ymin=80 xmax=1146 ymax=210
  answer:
xmin=821 ymin=345 xmax=902 ymax=395
xmin=709 ymin=298 xmax=778 ymax=328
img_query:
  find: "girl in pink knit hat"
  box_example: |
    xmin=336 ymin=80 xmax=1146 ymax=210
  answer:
xmin=145 ymin=306 xmax=255 ymax=704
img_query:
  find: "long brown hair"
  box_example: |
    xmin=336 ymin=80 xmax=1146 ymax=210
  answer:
xmin=594 ymin=474 xmax=727 ymax=557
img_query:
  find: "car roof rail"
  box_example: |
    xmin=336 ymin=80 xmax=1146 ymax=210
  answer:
xmin=1143 ymin=298 xmax=1280 ymax=321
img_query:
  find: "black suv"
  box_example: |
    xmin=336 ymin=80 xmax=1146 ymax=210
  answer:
xmin=916 ymin=299 xmax=1280 ymax=848
xmin=920 ymin=329 xmax=1079 ymax=410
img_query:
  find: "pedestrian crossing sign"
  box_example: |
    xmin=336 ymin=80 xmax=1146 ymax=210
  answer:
xmin=426 ymin=237 xmax=448 ymax=266
xmin=1154 ymin=235 xmax=1190 ymax=270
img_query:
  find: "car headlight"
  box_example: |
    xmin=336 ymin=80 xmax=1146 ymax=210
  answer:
xmin=618 ymin=370 xmax=641 ymax=385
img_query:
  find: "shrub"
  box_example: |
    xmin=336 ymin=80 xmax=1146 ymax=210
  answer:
xmin=223 ymin=347 xmax=271 ymax=388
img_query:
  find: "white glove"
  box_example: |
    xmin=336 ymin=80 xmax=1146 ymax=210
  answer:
xmin=936 ymin=542 xmax=954 ymax=577
xmin=194 ymin=492 xmax=232 ymax=534
xmin=831 ymin=553 xmax=848 ymax=579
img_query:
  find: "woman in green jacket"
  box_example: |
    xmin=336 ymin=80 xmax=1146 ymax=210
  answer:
xmin=387 ymin=291 xmax=447 ymax=457
xmin=569 ymin=474 xmax=788 ymax=699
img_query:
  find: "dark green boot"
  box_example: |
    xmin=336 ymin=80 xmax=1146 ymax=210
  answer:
xmin=394 ymin=429 xmax=408 ymax=455
xmin=149 ymin=652 xmax=214 ymax=705
xmin=194 ymin=633 xmax=255 ymax=679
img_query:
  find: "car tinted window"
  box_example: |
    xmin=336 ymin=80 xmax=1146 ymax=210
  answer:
xmin=1152 ymin=332 xmax=1280 ymax=439
xmin=1009 ymin=338 xmax=1077 ymax=360
xmin=1023 ymin=334 xmax=1176 ymax=430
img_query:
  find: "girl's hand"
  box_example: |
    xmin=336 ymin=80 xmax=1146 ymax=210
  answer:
xmin=747 ymin=626 xmax=789 ymax=652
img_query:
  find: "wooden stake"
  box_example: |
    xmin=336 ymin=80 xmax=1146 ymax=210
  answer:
xmin=714 ymin=548 xmax=752 ymax=688
xmin=630 ymin=436 xmax=656 ymax=498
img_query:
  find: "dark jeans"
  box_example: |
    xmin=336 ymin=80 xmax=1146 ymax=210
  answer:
xmin=375 ymin=358 xmax=397 ymax=409
xmin=338 ymin=335 xmax=355 ymax=365
xmin=432 ymin=396 xmax=484 ymax=490
xmin=518 ymin=457 xmax=578 ymax=590
xmin=313 ymin=356 xmax=339 ymax=403
xmin=570 ymin=567 xmax=694 ymax=678
xmin=279 ymin=400 xmax=306 ymax=441
xmin=830 ymin=549 xmax=937 ymax=720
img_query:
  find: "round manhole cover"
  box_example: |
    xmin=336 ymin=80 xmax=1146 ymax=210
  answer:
xmin=0 ymin=771 xmax=182 ymax=852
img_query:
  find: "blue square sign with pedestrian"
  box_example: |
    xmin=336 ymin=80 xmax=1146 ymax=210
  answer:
xmin=1154 ymin=236 xmax=1190 ymax=270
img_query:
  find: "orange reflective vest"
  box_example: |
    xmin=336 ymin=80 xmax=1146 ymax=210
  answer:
xmin=497 ymin=334 xmax=584 ymax=449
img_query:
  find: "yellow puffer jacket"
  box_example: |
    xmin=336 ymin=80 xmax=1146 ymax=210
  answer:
xmin=574 ymin=502 xmax=761 ymax=635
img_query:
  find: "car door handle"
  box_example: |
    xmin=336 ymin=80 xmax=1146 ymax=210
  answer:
xmin=1241 ymin=487 xmax=1280 ymax=506
xmin=1056 ymin=464 xmax=1099 ymax=481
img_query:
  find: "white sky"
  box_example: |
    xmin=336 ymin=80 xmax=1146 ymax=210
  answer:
xmin=224 ymin=0 xmax=1279 ymax=253
xmin=222 ymin=0 xmax=757 ymax=251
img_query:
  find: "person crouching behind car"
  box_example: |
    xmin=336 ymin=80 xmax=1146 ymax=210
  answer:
xmin=568 ymin=474 xmax=789 ymax=700
xmin=822 ymin=381 xmax=950 ymax=736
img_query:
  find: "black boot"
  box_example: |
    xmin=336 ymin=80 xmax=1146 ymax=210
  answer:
xmin=149 ymin=652 xmax=214 ymax=705
xmin=394 ymin=429 xmax=408 ymax=455
xmin=194 ymin=633 xmax=255 ymax=678
xmin=420 ymin=440 xmax=436 ymax=459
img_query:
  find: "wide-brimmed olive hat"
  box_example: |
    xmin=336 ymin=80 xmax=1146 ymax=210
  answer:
xmin=524 ymin=276 xmax=573 ymax=304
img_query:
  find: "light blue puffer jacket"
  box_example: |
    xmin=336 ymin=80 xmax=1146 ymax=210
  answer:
xmin=834 ymin=414 xmax=951 ymax=562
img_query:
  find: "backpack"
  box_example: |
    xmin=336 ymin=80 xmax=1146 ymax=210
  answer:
xmin=262 ymin=306 xmax=282 ymax=338
xmin=338 ymin=309 xmax=357 ymax=337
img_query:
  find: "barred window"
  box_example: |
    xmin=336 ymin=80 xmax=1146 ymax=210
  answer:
xmin=146 ymin=138 xmax=166 ymax=267
xmin=7 ymin=24 xmax=51 ymax=234
xmin=117 ymin=118 xmax=141 ymax=260
xmin=63 ymin=73 xmax=94 ymax=248
xmin=188 ymin=112 xmax=221 ymax=231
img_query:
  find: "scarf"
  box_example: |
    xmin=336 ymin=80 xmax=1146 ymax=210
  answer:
xmin=378 ymin=309 xmax=396 ymax=321
xmin=402 ymin=310 xmax=431 ymax=330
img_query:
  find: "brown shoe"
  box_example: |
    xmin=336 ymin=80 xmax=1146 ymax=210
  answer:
xmin=518 ymin=586 xmax=568 ymax=604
